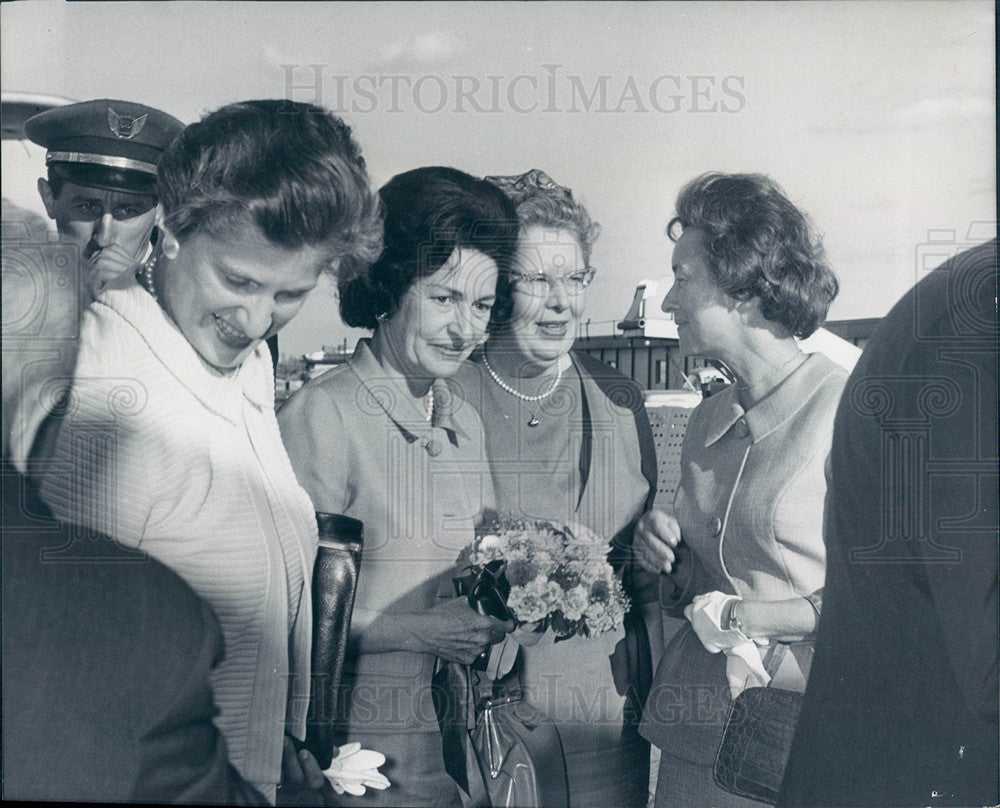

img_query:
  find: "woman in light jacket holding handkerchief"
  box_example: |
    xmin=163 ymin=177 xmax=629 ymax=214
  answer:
xmin=633 ymin=173 xmax=847 ymax=808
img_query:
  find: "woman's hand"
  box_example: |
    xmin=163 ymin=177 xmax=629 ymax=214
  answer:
xmin=279 ymin=736 xmax=335 ymax=806
xmin=412 ymin=598 xmax=514 ymax=665
xmin=633 ymin=509 xmax=682 ymax=574
xmin=684 ymin=593 xmax=821 ymax=650
xmin=684 ymin=592 xmax=749 ymax=653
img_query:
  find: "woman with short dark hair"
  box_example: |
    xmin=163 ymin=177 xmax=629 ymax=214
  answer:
xmin=279 ymin=166 xmax=519 ymax=807
xmin=634 ymin=172 xmax=845 ymax=808
xmin=40 ymin=99 xmax=382 ymax=801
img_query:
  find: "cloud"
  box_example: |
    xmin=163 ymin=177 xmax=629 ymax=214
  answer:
xmin=377 ymin=33 xmax=465 ymax=70
xmin=808 ymin=92 xmax=993 ymax=136
xmin=892 ymin=94 xmax=993 ymax=127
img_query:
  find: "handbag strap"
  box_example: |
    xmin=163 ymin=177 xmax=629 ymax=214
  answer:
xmin=472 ymin=664 xmax=523 ymax=710
xmin=763 ymin=642 xmax=790 ymax=682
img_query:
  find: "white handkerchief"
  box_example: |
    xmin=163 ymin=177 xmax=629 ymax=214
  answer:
xmin=724 ymin=640 xmax=771 ymax=698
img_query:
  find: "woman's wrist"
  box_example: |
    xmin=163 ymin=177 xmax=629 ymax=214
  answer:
xmin=728 ymin=598 xmax=746 ymax=634
xmin=733 ymin=597 xmax=818 ymax=642
xmin=722 ymin=597 xmax=751 ymax=640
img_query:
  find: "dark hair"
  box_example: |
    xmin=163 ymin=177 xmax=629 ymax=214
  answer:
xmin=667 ymin=172 xmax=838 ymax=338
xmin=157 ymin=99 xmax=382 ymax=276
xmin=338 ymin=166 xmax=518 ymax=329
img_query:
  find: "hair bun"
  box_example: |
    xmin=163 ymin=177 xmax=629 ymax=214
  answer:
xmin=485 ymin=169 xmax=574 ymax=206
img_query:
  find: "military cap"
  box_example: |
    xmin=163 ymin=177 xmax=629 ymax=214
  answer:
xmin=24 ymin=99 xmax=184 ymax=194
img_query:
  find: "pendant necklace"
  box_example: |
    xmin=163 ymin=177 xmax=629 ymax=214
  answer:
xmin=481 ymin=350 xmax=563 ymax=427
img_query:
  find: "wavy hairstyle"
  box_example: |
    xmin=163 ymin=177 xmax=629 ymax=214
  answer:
xmin=485 ymin=169 xmax=600 ymax=333
xmin=338 ymin=166 xmax=519 ymax=330
xmin=668 ymin=172 xmax=838 ymax=338
xmin=157 ymin=99 xmax=383 ymax=278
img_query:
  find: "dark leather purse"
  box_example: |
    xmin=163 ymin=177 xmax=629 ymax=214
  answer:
xmin=303 ymin=513 xmax=364 ymax=769
xmin=435 ymin=662 xmax=569 ymax=808
xmin=712 ymin=644 xmax=803 ymax=805
xmin=433 ymin=567 xmax=569 ymax=808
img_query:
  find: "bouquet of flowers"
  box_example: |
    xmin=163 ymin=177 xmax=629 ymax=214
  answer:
xmin=458 ymin=514 xmax=630 ymax=641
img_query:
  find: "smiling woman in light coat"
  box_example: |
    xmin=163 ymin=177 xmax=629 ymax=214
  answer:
xmin=633 ymin=172 xmax=846 ymax=808
xmin=38 ymin=100 xmax=383 ymax=802
xmin=278 ymin=167 xmax=519 ymax=807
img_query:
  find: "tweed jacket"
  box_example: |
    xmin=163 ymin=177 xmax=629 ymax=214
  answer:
xmin=640 ymin=352 xmax=847 ymax=761
xmin=455 ymin=350 xmax=657 ymax=560
xmin=39 ymin=276 xmax=318 ymax=795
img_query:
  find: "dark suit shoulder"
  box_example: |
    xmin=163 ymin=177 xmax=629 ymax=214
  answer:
xmin=861 ymin=238 xmax=996 ymax=371
xmin=2 ymin=465 xmax=225 ymax=802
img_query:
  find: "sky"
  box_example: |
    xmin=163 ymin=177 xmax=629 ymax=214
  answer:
xmin=2 ymin=1 xmax=994 ymax=357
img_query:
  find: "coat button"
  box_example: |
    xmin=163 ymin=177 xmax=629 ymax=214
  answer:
xmin=734 ymin=417 xmax=750 ymax=437
xmin=710 ymin=517 xmax=723 ymax=536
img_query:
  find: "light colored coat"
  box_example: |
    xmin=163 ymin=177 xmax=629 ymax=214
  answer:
xmin=40 ymin=277 xmax=317 ymax=797
xmin=640 ymin=352 xmax=847 ymax=761
xmin=278 ymin=339 xmax=495 ymax=806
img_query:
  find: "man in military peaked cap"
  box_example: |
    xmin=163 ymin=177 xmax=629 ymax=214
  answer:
xmin=25 ymin=99 xmax=184 ymax=305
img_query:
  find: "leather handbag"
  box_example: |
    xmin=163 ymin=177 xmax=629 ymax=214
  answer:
xmin=712 ymin=644 xmax=803 ymax=805
xmin=470 ymin=685 xmax=569 ymax=808
xmin=434 ymin=661 xmax=569 ymax=808
xmin=303 ymin=512 xmax=364 ymax=769
xmin=434 ymin=571 xmax=568 ymax=807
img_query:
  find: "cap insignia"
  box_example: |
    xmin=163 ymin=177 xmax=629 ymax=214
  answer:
xmin=107 ymin=107 xmax=148 ymax=139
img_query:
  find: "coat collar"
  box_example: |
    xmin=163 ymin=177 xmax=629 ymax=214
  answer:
xmin=346 ymin=339 xmax=470 ymax=445
xmin=95 ymin=274 xmax=274 ymax=423
xmin=703 ymin=352 xmax=842 ymax=446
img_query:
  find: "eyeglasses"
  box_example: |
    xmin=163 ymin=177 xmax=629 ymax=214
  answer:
xmin=510 ymin=267 xmax=596 ymax=296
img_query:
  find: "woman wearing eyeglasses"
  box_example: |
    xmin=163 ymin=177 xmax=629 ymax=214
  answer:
xmin=453 ymin=169 xmax=657 ymax=808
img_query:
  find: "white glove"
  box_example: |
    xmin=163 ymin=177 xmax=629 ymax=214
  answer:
xmin=322 ymin=742 xmax=390 ymax=796
xmin=684 ymin=591 xmax=748 ymax=653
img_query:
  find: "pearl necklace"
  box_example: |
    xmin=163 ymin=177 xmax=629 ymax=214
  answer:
xmin=140 ymin=254 xmax=158 ymax=301
xmin=481 ymin=350 xmax=564 ymax=427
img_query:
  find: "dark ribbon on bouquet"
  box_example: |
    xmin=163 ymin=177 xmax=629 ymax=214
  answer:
xmin=454 ymin=561 xmax=513 ymax=671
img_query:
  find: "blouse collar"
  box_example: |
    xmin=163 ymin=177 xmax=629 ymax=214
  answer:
xmin=94 ymin=274 xmax=273 ymax=423
xmin=703 ymin=352 xmax=842 ymax=446
xmin=346 ymin=338 xmax=470 ymax=445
